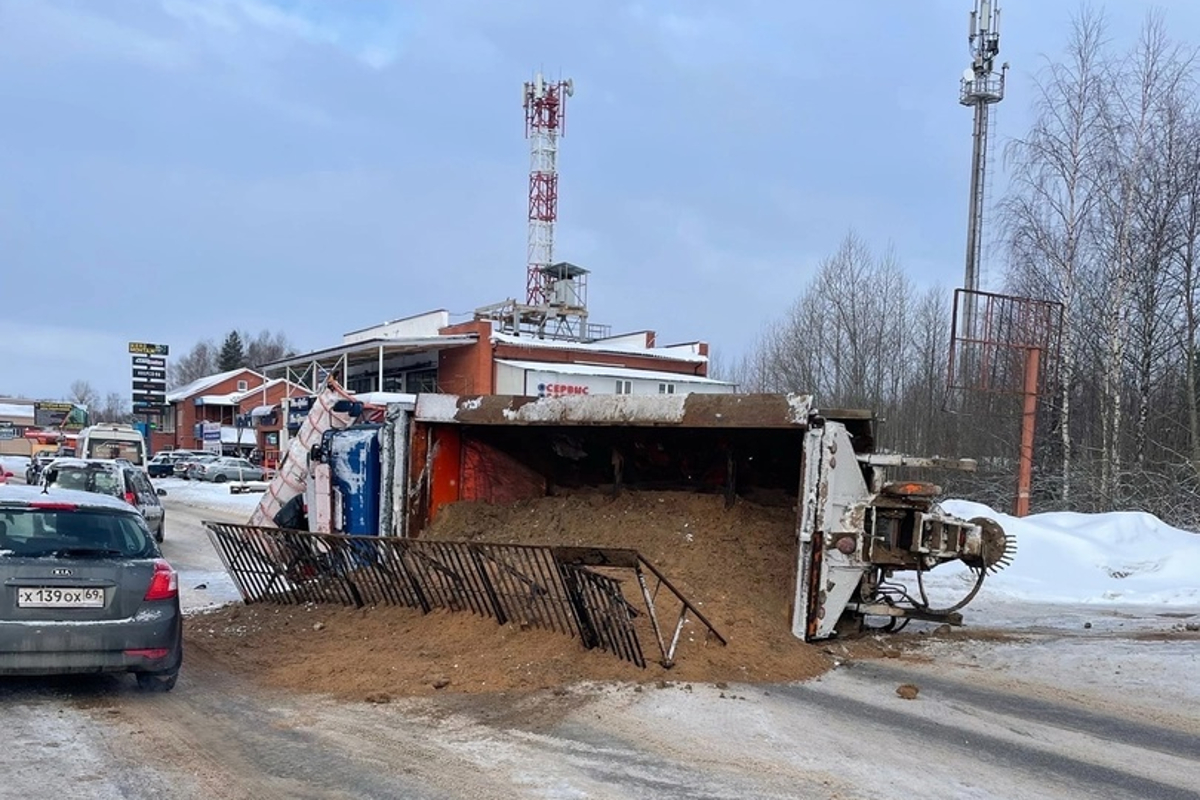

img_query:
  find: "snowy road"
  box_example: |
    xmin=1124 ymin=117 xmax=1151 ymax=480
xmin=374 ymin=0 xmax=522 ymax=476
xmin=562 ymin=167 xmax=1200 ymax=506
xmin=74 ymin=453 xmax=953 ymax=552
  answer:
xmin=0 ymin=486 xmax=1198 ymax=798
xmin=2 ymin=636 xmax=1197 ymax=799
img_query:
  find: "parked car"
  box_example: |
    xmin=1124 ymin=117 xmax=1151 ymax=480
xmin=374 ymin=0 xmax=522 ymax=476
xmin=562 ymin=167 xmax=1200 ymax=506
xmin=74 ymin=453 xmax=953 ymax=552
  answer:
xmin=147 ymin=450 xmax=206 ymax=479
xmin=193 ymin=456 xmax=265 ymax=483
xmin=0 ymin=466 xmax=11 ymax=484
xmin=146 ymin=453 xmax=173 ymax=478
xmin=146 ymin=451 xmax=200 ymax=479
xmin=41 ymin=459 xmax=167 ymax=543
xmin=0 ymin=483 xmax=182 ymax=691
xmin=174 ymin=453 xmax=218 ymax=479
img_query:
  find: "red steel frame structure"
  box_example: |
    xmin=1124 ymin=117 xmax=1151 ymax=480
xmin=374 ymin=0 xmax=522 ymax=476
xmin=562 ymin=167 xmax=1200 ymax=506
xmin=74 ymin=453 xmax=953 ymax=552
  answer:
xmin=947 ymin=288 xmax=1063 ymax=517
xmin=524 ymin=74 xmax=573 ymax=307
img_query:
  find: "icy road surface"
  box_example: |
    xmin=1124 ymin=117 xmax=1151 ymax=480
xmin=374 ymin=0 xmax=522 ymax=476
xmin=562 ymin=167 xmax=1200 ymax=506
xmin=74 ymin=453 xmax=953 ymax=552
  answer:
xmin=0 ymin=482 xmax=1197 ymax=798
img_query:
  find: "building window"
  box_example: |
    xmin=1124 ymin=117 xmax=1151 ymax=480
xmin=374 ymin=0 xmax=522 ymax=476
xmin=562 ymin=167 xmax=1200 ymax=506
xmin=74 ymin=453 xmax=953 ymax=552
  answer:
xmin=659 ymin=383 xmax=676 ymax=395
xmin=616 ymin=380 xmax=632 ymax=395
xmin=161 ymin=405 xmax=176 ymax=434
xmin=237 ymin=380 xmax=249 ymax=392
xmin=406 ymin=369 xmax=438 ymax=394
xmin=348 ymin=374 xmax=375 ymax=394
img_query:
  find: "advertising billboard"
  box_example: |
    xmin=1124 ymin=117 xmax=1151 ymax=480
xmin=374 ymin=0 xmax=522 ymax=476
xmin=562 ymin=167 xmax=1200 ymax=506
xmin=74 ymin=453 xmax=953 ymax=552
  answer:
xmin=33 ymin=402 xmax=89 ymax=430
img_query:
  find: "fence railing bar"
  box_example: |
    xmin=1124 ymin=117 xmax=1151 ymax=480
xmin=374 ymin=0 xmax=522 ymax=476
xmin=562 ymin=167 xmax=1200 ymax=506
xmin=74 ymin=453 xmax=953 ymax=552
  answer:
xmin=200 ymin=524 xmax=724 ymax=668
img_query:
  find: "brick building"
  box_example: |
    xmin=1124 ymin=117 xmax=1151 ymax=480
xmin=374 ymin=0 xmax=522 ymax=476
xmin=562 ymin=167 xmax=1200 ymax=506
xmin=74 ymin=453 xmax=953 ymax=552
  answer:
xmin=260 ymin=310 xmax=733 ymax=398
xmin=153 ymin=369 xmax=304 ymax=458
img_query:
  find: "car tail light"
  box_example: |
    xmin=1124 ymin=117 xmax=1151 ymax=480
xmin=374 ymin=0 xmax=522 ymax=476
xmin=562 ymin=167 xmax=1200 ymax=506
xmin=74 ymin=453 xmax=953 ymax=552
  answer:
xmin=144 ymin=559 xmax=178 ymax=601
xmin=124 ymin=648 xmax=171 ymax=659
xmin=30 ymin=501 xmax=77 ymax=510
xmin=124 ymin=491 xmax=137 ymax=506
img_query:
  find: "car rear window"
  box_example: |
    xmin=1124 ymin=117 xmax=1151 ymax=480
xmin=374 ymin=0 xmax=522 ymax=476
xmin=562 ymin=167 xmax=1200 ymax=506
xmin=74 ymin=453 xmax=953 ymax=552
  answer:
xmin=46 ymin=466 xmax=123 ymax=497
xmin=0 ymin=508 xmax=154 ymax=558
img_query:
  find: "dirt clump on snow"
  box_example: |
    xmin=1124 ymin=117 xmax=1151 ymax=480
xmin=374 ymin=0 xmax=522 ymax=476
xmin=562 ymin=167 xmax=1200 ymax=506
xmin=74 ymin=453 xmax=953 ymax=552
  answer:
xmin=189 ymin=491 xmax=841 ymax=700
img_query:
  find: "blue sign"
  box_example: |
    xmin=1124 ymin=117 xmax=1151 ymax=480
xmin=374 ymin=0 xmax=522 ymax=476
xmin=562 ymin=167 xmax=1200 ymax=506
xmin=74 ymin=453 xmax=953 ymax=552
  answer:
xmin=286 ymin=396 xmax=316 ymax=433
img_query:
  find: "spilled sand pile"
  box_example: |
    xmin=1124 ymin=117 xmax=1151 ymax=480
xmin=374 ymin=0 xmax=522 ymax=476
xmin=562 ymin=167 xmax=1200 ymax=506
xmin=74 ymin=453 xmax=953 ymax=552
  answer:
xmin=189 ymin=491 xmax=844 ymax=698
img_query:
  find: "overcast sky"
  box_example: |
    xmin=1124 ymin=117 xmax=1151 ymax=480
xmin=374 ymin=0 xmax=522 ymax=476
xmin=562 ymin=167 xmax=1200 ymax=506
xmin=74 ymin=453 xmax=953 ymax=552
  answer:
xmin=3 ymin=0 xmax=1199 ymax=401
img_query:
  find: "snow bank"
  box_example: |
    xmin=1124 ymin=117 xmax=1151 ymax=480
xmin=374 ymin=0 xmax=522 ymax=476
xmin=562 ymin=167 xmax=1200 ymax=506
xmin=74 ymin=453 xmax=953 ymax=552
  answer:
xmin=0 ymin=456 xmax=29 ymax=474
xmin=155 ymin=477 xmax=261 ymax=517
xmin=932 ymin=499 xmax=1200 ymax=606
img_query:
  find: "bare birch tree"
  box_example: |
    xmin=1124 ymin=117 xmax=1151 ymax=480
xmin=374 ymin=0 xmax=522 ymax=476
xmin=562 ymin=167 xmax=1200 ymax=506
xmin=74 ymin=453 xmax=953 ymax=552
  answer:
xmin=1001 ymin=10 xmax=1108 ymax=506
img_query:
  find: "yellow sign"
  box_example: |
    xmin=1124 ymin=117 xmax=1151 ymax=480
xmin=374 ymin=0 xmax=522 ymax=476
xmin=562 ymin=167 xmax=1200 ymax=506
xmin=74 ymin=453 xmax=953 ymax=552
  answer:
xmin=128 ymin=342 xmax=169 ymax=356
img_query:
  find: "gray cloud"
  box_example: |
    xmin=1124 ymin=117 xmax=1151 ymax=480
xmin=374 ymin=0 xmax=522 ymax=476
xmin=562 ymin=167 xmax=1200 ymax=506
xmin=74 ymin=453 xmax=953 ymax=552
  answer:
xmin=1 ymin=0 xmax=1198 ymax=399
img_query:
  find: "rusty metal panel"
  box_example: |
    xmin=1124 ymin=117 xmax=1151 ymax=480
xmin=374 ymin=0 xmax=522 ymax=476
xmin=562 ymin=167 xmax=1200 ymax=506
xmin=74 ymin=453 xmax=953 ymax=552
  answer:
xmin=414 ymin=393 xmax=826 ymax=429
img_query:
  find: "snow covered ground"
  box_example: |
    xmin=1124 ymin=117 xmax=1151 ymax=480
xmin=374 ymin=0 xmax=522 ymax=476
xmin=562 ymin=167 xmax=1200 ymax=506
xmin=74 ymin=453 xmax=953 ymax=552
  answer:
xmin=888 ymin=499 xmax=1200 ymax=634
xmin=0 ymin=455 xmax=29 ymax=475
xmin=153 ymin=476 xmax=263 ymax=517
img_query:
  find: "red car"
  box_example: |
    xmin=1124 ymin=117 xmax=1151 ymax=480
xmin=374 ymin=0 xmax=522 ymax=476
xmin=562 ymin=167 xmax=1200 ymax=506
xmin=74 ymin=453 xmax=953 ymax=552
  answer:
xmin=0 ymin=465 xmax=13 ymax=484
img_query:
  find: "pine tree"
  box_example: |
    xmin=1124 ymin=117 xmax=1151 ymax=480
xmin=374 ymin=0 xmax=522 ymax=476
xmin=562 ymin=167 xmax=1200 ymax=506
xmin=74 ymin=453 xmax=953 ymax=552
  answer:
xmin=217 ymin=330 xmax=246 ymax=372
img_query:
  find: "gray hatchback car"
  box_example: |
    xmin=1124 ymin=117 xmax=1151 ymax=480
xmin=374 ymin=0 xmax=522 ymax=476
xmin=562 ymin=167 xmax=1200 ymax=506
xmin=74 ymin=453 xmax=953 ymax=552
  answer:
xmin=0 ymin=484 xmax=182 ymax=691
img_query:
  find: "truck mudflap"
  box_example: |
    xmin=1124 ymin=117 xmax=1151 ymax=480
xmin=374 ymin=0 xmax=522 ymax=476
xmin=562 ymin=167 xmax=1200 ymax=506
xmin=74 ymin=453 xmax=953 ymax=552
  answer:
xmin=793 ymin=419 xmax=1015 ymax=641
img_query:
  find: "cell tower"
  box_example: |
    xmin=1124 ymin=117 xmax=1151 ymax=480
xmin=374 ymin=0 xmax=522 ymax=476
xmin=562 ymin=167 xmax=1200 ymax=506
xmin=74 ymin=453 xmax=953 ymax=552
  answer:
xmin=960 ymin=0 xmax=1007 ymax=338
xmin=525 ymin=72 xmax=574 ymax=306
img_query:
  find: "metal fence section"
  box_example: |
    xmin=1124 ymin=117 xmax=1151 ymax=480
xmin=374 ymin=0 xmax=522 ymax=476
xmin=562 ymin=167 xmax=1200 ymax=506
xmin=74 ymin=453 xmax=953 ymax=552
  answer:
xmin=202 ymin=523 xmax=726 ymax=669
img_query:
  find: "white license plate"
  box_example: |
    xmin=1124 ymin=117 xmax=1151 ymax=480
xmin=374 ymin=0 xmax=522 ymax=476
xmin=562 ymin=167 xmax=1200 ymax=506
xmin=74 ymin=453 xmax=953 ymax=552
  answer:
xmin=17 ymin=587 xmax=105 ymax=608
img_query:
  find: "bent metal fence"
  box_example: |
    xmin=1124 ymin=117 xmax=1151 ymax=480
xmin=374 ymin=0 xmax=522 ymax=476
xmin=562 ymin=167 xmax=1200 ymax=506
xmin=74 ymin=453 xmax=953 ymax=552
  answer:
xmin=202 ymin=523 xmax=726 ymax=669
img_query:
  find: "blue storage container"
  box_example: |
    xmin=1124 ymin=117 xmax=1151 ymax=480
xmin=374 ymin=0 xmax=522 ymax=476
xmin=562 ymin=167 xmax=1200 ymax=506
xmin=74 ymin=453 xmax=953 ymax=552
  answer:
xmin=322 ymin=424 xmax=383 ymax=535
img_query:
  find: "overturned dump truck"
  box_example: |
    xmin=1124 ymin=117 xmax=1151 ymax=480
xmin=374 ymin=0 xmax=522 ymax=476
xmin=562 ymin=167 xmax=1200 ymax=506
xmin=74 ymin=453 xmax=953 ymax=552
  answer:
xmin=392 ymin=392 xmax=1014 ymax=641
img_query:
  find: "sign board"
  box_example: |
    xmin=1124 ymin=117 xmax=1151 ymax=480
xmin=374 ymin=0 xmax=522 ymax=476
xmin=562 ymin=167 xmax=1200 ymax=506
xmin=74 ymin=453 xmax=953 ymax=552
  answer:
xmin=129 ymin=342 xmax=169 ymax=356
xmin=0 ymin=420 xmax=12 ymax=428
xmin=33 ymin=402 xmax=89 ymax=430
xmin=132 ymin=391 xmax=167 ymax=405
xmin=129 ymin=343 xmax=169 ymax=419
xmin=286 ymin=396 xmax=316 ymax=433
xmin=201 ymin=421 xmax=221 ymax=454
xmin=0 ymin=427 xmax=16 ymax=441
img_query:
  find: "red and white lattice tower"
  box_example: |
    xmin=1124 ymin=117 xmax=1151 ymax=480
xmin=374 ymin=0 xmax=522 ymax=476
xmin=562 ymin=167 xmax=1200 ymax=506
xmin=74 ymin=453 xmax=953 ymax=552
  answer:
xmin=524 ymin=73 xmax=574 ymax=306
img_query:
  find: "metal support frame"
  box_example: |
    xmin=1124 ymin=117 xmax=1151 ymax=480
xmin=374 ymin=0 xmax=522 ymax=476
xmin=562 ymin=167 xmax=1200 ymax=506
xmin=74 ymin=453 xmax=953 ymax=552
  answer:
xmin=947 ymin=288 xmax=1063 ymax=516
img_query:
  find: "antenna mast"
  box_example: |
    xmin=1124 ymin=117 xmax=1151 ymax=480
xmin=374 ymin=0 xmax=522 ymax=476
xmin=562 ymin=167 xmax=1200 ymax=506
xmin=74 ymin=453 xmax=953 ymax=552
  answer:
xmin=960 ymin=0 xmax=1007 ymax=338
xmin=525 ymin=72 xmax=573 ymax=306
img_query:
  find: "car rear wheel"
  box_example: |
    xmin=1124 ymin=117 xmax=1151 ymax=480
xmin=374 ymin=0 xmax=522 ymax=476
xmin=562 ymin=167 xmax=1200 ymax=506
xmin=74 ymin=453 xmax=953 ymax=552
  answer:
xmin=213 ymin=473 xmax=228 ymax=483
xmin=136 ymin=670 xmax=178 ymax=692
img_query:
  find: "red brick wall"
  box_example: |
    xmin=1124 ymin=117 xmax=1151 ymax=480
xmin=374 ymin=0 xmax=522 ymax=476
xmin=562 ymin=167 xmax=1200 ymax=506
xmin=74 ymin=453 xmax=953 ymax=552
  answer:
xmin=235 ymin=381 xmax=303 ymax=465
xmin=159 ymin=370 xmax=268 ymax=451
xmin=435 ymin=321 xmax=710 ymax=392
xmin=437 ymin=321 xmax=494 ymax=395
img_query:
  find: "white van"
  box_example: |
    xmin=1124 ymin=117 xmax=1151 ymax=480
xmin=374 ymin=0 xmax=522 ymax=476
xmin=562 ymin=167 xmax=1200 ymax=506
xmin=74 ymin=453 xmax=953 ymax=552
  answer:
xmin=76 ymin=424 xmax=148 ymax=467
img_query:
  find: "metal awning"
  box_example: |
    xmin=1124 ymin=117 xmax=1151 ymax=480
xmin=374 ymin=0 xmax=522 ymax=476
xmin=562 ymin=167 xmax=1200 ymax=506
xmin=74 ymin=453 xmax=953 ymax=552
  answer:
xmin=249 ymin=405 xmax=276 ymax=418
xmin=259 ymin=335 xmax=478 ymax=376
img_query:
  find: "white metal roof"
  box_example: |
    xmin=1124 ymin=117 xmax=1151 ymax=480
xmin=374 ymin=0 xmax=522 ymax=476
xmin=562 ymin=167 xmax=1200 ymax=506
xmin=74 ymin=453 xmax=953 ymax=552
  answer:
xmin=219 ymin=427 xmax=257 ymax=445
xmin=494 ymin=359 xmax=733 ymax=386
xmin=352 ymin=391 xmax=418 ymax=406
xmin=491 ymin=332 xmax=708 ymax=363
xmin=0 ymin=403 xmax=35 ymax=420
xmin=166 ymin=368 xmax=266 ymax=403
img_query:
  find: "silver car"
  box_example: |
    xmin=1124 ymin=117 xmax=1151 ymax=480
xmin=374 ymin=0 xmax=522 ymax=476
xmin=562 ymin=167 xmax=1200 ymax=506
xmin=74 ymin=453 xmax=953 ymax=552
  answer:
xmin=194 ymin=457 xmax=265 ymax=483
xmin=0 ymin=484 xmax=182 ymax=691
xmin=42 ymin=458 xmax=167 ymax=543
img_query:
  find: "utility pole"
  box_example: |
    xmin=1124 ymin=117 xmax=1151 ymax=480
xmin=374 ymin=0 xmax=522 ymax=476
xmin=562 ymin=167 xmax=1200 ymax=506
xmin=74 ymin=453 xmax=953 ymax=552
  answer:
xmin=959 ymin=0 xmax=1007 ymax=340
